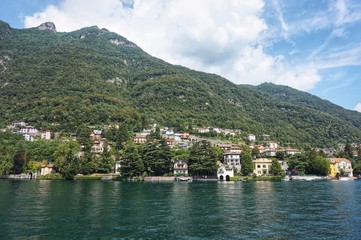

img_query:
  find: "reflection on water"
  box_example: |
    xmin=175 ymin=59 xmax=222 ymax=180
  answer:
xmin=0 ymin=180 xmax=361 ymax=239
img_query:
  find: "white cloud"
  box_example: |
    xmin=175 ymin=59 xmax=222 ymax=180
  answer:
xmin=354 ymin=103 xmax=361 ymax=112
xmin=23 ymin=0 xmax=322 ymax=91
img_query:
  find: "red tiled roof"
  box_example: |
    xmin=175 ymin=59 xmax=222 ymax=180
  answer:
xmin=330 ymin=158 xmax=351 ymax=163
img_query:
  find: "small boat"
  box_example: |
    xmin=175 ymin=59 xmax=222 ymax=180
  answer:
xmin=338 ymin=177 xmax=353 ymax=181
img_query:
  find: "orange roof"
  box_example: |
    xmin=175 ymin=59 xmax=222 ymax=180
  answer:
xmin=330 ymin=158 xmax=351 ymax=163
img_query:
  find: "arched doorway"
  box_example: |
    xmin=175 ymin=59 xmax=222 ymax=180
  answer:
xmin=226 ymin=175 xmax=230 ymax=181
xmin=219 ymin=175 xmax=224 ymax=181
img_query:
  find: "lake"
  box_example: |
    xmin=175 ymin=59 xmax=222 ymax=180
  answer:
xmin=1 ymin=180 xmax=361 ymax=239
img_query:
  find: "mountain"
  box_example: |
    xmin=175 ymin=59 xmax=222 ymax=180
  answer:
xmin=1 ymin=20 xmax=361 ymax=147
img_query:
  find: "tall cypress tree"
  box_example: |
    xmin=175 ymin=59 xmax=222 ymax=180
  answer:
xmin=240 ymin=147 xmax=254 ymax=176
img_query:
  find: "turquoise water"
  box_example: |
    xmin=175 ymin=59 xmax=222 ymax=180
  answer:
xmin=1 ymin=180 xmax=361 ymax=239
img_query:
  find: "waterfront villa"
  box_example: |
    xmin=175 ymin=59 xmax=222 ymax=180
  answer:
xmin=40 ymin=164 xmax=55 ymax=176
xmin=329 ymin=158 xmax=353 ymax=177
xmin=222 ymin=150 xmax=241 ymax=173
xmin=217 ymin=164 xmax=234 ymax=181
xmin=253 ymin=158 xmax=273 ymax=176
xmin=173 ymin=160 xmax=188 ymax=175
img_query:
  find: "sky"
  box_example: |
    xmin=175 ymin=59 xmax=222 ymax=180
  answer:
xmin=1 ymin=0 xmax=361 ymax=112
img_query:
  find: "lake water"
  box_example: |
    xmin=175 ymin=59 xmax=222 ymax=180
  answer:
xmin=1 ymin=180 xmax=361 ymax=239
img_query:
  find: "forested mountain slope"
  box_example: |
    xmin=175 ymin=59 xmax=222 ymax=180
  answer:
xmin=1 ymin=20 xmax=360 ymax=146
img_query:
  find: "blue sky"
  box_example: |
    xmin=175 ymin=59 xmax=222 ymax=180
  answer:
xmin=1 ymin=0 xmax=361 ymax=112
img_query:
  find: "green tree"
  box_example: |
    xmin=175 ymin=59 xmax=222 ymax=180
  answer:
xmin=142 ymin=138 xmax=172 ymax=176
xmin=76 ymin=124 xmax=92 ymax=151
xmin=120 ymin=141 xmax=144 ymax=179
xmin=240 ymin=147 xmax=254 ymax=176
xmin=188 ymin=140 xmax=219 ymax=177
xmin=270 ymin=158 xmax=283 ymax=176
xmin=288 ymin=154 xmax=308 ymax=174
xmin=307 ymin=156 xmax=329 ymax=176
xmin=12 ymin=145 xmax=29 ymax=174
xmin=275 ymin=151 xmax=285 ymax=160
xmin=0 ymin=145 xmax=13 ymax=175
xmin=54 ymin=141 xmax=81 ymax=179
xmin=78 ymin=152 xmax=96 ymax=175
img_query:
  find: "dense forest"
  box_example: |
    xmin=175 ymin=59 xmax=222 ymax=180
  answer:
xmin=1 ymin=20 xmax=361 ymax=147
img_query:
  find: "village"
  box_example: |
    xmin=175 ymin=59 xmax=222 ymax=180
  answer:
xmin=1 ymin=121 xmax=358 ymax=181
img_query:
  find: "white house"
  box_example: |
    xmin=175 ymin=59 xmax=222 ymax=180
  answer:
xmin=41 ymin=130 xmax=51 ymax=140
xmin=248 ymin=134 xmax=256 ymax=142
xmin=41 ymin=164 xmax=54 ymax=176
xmin=24 ymin=134 xmax=35 ymax=141
xmin=173 ymin=160 xmax=188 ymax=175
xmin=217 ymin=164 xmax=234 ymax=181
xmin=223 ymin=150 xmax=241 ymax=173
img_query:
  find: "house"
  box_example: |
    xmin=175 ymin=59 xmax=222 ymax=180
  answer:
xmin=223 ymin=150 xmax=241 ymax=173
xmin=217 ymin=164 xmax=234 ymax=181
xmin=20 ymin=126 xmax=39 ymax=134
xmin=261 ymin=149 xmax=277 ymax=157
xmin=180 ymin=132 xmax=190 ymax=139
xmin=166 ymin=138 xmax=175 ymax=148
xmin=284 ymin=148 xmax=301 ymax=156
xmin=24 ymin=134 xmax=35 ymax=141
xmin=11 ymin=121 xmax=27 ymax=128
xmin=248 ymin=134 xmax=256 ymax=142
xmin=329 ymin=158 xmax=353 ymax=177
xmin=197 ymin=128 xmax=210 ymax=134
xmin=173 ymin=160 xmax=188 ymax=175
xmin=41 ymin=164 xmax=55 ymax=176
xmin=90 ymin=130 xmax=102 ymax=140
xmin=41 ymin=130 xmax=51 ymax=140
xmin=217 ymin=144 xmax=233 ymax=151
xmin=329 ymin=160 xmax=338 ymax=177
xmin=91 ymin=139 xmax=111 ymax=154
xmin=265 ymin=141 xmax=278 ymax=149
xmin=253 ymin=158 xmax=273 ymax=176
xmin=133 ymin=135 xmax=147 ymax=144
xmin=174 ymin=133 xmax=182 ymax=141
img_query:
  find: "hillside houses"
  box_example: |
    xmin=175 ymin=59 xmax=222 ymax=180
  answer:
xmin=4 ymin=121 xmax=52 ymax=141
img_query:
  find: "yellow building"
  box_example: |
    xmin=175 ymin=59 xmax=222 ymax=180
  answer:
xmin=329 ymin=158 xmax=353 ymax=177
xmin=329 ymin=160 xmax=338 ymax=177
xmin=253 ymin=158 xmax=273 ymax=176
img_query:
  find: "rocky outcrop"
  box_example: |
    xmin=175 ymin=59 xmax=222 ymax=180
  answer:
xmin=37 ymin=22 xmax=57 ymax=33
xmin=0 ymin=20 xmax=11 ymax=38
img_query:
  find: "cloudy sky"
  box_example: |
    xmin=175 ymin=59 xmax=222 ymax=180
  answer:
xmin=1 ymin=0 xmax=361 ymax=112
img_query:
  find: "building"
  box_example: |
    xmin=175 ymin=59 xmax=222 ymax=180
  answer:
xmin=329 ymin=158 xmax=353 ymax=177
xmin=173 ymin=160 xmax=188 ymax=175
xmin=20 ymin=126 xmax=39 ymax=134
xmin=133 ymin=135 xmax=147 ymax=144
xmin=217 ymin=164 xmax=234 ymax=181
xmin=261 ymin=149 xmax=277 ymax=157
xmin=24 ymin=134 xmax=35 ymax=141
xmin=41 ymin=164 xmax=54 ymax=176
xmin=253 ymin=158 xmax=273 ymax=176
xmin=248 ymin=134 xmax=256 ymax=142
xmin=41 ymin=130 xmax=51 ymax=140
xmin=166 ymin=138 xmax=175 ymax=148
xmin=180 ymin=132 xmax=190 ymax=139
xmin=223 ymin=150 xmax=241 ymax=173
xmin=91 ymin=139 xmax=112 ymax=154
xmin=90 ymin=130 xmax=102 ymax=140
